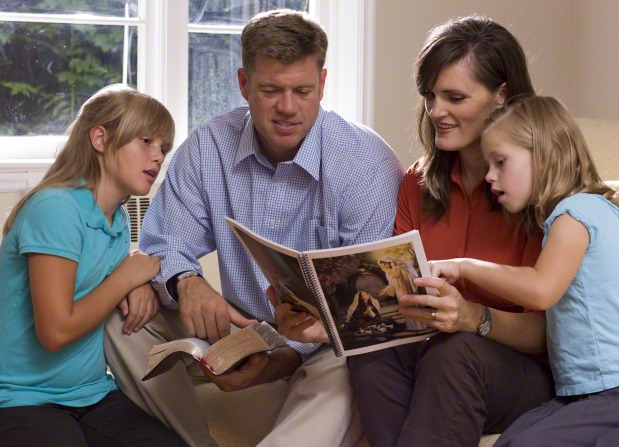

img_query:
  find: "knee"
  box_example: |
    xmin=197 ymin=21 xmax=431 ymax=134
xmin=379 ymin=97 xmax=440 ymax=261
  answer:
xmin=346 ymin=349 xmax=398 ymax=391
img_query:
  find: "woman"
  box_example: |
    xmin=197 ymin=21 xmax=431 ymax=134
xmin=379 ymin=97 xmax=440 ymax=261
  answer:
xmin=346 ymin=16 xmax=554 ymax=447
xmin=345 ymin=291 xmax=382 ymax=328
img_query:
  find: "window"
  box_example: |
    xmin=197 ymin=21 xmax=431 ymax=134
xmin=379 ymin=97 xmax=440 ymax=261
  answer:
xmin=0 ymin=0 xmax=371 ymax=191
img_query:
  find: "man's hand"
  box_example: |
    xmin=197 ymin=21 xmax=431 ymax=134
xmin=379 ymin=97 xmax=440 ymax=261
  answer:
xmin=118 ymin=283 xmax=160 ymax=335
xmin=198 ymin=347 xmax=301 ymax=392
xmin=267 ymin=286 xmax=329 ymax=344
xmin=178 ymin=275 xmax=256 ymax=343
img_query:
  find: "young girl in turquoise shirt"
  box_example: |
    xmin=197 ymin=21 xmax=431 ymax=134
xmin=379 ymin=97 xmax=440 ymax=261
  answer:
xmin=0 ymin=85 xmax=188 ymax=447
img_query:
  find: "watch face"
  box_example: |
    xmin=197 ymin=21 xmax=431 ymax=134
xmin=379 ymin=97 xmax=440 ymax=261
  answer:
xmin=478 ymin=322 xmax=492 ymax=336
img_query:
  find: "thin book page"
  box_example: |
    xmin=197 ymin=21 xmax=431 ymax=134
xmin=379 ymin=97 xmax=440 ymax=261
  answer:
xmin=303 ymin=231 xmax=438 ymax=356
xmin=226 ymin=217 xmax=322 ymax=320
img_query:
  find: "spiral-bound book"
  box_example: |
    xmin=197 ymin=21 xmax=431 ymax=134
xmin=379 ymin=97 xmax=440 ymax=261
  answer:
xmin=226 ymin=217 xmax=438 ymax=357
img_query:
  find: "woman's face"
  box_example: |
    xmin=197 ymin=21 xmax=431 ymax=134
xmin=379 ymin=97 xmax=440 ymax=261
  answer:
xmin=423 ymin=59 xmax=505 ymax=155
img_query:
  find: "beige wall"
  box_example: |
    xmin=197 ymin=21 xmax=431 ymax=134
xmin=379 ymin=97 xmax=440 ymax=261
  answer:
xmin=572 ymin=0 xmax=619 ymax=119
xmin=373 ymin=0 xmax=619 ymax=169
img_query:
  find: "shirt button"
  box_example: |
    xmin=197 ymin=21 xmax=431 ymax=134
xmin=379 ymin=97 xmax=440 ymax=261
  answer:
xmin=269 ymin=219 xmax=276 ymax=227
xmin=274 ymin=182 xmax=282 ymax=189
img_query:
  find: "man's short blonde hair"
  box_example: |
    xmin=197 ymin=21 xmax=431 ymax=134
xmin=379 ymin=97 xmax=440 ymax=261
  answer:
xmin=241 ymin=9 xmax=328 ymax=74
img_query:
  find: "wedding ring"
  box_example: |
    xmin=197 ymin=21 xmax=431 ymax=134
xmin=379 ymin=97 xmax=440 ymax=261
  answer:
xmin=431 ymin=311 xmax=437 ymax=321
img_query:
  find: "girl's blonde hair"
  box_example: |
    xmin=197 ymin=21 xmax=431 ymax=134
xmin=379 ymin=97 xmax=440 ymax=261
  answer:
xmin=3 ymin=84 xmax=175 ymax=235
xmin=484 ymin=95 xmax=618 ymax=232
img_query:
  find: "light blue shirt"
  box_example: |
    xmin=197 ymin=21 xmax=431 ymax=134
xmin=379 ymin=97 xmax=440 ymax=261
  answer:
xmin=141 ymin=106 xmax=403 ymax=358
xmin=0 ymin=188 xmax=128 ymax=407
xmin=544 ymin=193 xmax=619 ymax=396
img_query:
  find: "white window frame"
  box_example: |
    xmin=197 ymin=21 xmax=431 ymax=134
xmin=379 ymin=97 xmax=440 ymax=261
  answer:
xmin=0 ymin=0 xmax=374 ymax=192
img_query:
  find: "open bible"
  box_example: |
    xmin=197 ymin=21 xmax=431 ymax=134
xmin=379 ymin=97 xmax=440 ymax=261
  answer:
xmin=142 ymin=321 xmax=287 ymax=380
xmin=226 ymin=217 xmax=438 ymax=357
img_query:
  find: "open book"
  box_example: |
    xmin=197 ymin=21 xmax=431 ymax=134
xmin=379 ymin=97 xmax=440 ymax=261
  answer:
xmin=142 ymin=321 xmax=287 ymax=380
xmin=226 ymin=217 xmax=438 ymax=357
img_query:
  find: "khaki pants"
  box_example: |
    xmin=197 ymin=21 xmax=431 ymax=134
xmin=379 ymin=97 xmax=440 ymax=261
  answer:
xmin=104 ymin=307 xmax=362 ymax=447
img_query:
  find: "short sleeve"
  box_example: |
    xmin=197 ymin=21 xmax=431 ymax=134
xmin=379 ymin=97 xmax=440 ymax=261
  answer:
xmin=17 ymin=195 xmax=83 ymax=262
xmin=544 ymin=194 xmax=597 ymax=246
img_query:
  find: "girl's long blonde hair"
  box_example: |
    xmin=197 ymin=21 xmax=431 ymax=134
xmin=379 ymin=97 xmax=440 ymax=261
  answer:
xmin=3 ymin=84 xmax=175 ymax=236
xmin=484 ymin=95 xmax=618 ymax=232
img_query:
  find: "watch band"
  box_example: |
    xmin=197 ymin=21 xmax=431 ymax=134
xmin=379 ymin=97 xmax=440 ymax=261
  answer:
xmin=166 ymin=271 xmax=202 ymax=302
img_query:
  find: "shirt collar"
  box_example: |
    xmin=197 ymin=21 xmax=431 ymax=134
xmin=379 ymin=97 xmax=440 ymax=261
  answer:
xmin=70 ymin=187 xmax=127 ymax=237
xmin=449 ymin=156 xmax=463 ymax=189
xmin=233 ymin=107 xmax=324 ymax=181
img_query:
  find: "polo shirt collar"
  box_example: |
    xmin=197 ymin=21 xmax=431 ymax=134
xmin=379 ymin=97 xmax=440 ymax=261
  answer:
xmin=70 ymin=187 xmax=126 ymax=237
xmin=233 ymin=107 xmax=324 ymax=181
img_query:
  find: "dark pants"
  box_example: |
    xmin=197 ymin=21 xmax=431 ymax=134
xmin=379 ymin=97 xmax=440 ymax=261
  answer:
xmin=347 ymin=332 xmax=554 ymax=447
xmin=0 ymin=390 xmax=188 ymax=447
xmin=495 ymin=387 xmax=619 ymax=447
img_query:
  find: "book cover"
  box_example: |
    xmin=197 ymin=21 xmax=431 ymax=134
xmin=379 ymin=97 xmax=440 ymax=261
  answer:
xmin=226 ymin=217 xmax=438 ymax=357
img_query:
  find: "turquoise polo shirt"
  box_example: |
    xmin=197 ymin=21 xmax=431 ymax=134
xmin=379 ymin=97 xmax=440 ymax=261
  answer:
xmin=0 ymin=187 xmax=129 ymax=407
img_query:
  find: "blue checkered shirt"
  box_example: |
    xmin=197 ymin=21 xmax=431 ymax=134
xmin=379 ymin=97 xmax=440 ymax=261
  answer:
xmin=141 ymin=106 xmax=403 ymax=358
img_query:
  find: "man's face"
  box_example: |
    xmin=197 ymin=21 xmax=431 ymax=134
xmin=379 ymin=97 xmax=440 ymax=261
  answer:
xmin=238 ymin=54 xmax=326 ymax=164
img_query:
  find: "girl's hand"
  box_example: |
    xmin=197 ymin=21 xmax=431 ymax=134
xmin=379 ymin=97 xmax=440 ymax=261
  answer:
xmin=117 ymin=250 xmax=161 ymax=290
xmin=399 ymin=277 xmax=482 ymax=334
xmin=428 ymin=259 xmax=464 ymax=284
xmin=119 ymin=283 xmax=161 ymax=335
xmin=266 ymin=286 xmax=329 ymax=344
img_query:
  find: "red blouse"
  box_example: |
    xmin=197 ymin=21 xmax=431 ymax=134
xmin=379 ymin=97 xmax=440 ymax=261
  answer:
xmin=395 ymin=159 xmax=542 ymax=313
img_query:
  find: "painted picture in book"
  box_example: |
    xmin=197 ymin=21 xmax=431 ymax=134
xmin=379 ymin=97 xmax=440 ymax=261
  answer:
xmin=311 ymin=241 xmax=435 ymax=351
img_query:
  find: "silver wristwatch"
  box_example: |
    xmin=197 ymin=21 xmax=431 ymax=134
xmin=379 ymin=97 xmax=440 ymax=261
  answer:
xmin=176 ymin=271 xmax=201 ymax=282
xmin=474 ymin=305 xmax=493 ymax=337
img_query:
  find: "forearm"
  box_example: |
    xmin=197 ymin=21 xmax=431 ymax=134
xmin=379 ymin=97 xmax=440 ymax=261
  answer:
xmin=41 ymin=270 xmax=135 ymax=350
xmin=486 ymin=308 xmax=546 ymax=355
xmin=460 ymin=260 xmax=546 ymax=309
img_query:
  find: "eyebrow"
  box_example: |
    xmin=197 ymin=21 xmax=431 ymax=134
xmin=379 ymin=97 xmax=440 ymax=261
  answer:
xmin=258 ymin=82 xmax=316 ymax=89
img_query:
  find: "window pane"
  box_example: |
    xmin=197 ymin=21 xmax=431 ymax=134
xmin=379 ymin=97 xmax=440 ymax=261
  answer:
xmin=0 ymin=0 xmax=138 ymax=17
xmin=189 ymin=0 xmax=309 ymax=25
xmin=0 ymin=22 xmax=137 ymax=136
xmin=189 ymin=33 xmax=245 ymax=132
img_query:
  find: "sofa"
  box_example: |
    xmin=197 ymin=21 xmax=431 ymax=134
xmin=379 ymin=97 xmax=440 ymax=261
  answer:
xmin=189 ymin=117 xmax=619 ymax=447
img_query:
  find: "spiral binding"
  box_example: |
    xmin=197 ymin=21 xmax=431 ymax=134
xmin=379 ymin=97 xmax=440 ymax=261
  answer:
xmin=299 ymin=254 xmax=343 ymax=357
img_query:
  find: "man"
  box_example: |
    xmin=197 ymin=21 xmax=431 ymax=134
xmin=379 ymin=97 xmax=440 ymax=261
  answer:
xmin=104 ymin=9 xmax=403 ymax=447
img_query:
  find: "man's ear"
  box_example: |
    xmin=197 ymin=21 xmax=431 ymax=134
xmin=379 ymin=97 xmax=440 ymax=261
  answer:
xmin=496 ymin=82 xmax=507 ymax=108
xmin=89 ymin=126 xmax=107 ymax=154
xmin=318 ymin=68 xmax=327 ymax=101
xmin=238 ymin=67 xmax=250 ymax=101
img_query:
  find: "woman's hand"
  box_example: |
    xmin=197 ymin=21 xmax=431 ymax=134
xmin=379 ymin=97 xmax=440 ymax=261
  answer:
xmin=266 ymin=286 xmax=329 ymax=344
xmin=428 ymin=259 xmax=465 ymax=284
xmin=398 ymin=277 xmax=482 ymax=334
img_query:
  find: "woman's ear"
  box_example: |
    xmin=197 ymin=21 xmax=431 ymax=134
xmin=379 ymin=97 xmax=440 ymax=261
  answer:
xmin=496 ymin=82 xmax=507 ymax=108
xmin=89 ymin=126 xmax=107 ymax=154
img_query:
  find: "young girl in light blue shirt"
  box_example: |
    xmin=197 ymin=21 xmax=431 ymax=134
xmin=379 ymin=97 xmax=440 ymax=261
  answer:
xmin=0 ymin=85 xmax=188 ymax=447
xmin=426 ymin=95 xmax=619 ymax=446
